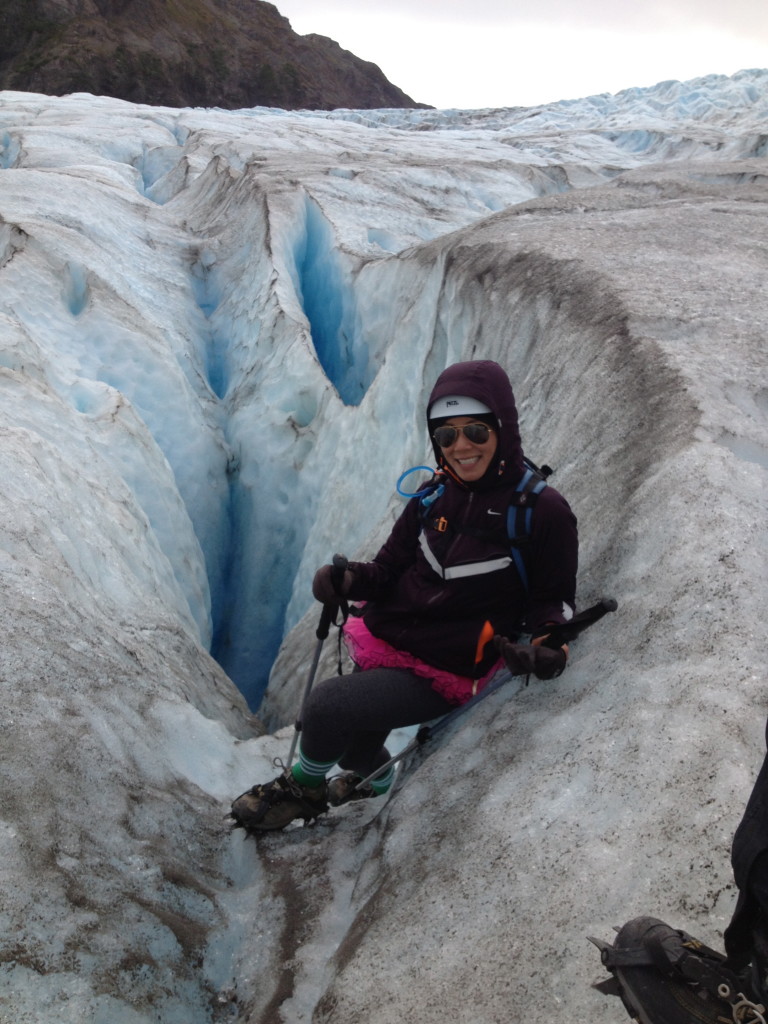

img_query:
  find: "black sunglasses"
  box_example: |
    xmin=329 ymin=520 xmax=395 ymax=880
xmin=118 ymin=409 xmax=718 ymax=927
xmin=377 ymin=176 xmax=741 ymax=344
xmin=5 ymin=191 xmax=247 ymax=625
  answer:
xmin=432 ymin=422 xmax=494 ymax=448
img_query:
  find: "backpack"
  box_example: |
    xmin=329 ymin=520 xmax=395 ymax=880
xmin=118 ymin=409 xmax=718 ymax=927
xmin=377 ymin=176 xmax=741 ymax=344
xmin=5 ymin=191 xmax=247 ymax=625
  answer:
xmin=590 ymin=916 xmax=767 ymax=1024
xmin=399 ymin=457 xmax=552 ymax=592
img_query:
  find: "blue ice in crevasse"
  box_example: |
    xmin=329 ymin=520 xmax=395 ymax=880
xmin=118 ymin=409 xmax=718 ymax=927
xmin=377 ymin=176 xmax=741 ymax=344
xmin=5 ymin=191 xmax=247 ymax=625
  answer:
xmin=190 ymin=251 xmax=228 ymax=400
xmin=291 ymin=195 xmax=374 ymax=406
xmin=209 ymin=475 xmax=313 ymax=711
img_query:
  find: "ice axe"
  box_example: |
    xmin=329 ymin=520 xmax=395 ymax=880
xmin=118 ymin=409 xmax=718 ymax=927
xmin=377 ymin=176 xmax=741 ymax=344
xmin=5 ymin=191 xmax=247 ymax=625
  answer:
xmin=537 ymin=596 xmax=618 ymax=649
xmin=286 ymin=553 xmax=349 ymax=768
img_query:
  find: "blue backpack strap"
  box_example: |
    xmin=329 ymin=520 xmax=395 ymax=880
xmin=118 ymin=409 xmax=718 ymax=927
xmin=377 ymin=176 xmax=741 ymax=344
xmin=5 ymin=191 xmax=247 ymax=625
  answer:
xmin=506 ymin=462 xmax=549 ymax=591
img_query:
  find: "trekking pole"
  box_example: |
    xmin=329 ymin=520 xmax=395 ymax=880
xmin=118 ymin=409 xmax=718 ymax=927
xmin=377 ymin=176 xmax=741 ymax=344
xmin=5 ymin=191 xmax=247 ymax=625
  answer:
xmin=286 ymin=553 xmax=349 ymax=769
xmin=353 ymin=596 xmax=618 ymax=791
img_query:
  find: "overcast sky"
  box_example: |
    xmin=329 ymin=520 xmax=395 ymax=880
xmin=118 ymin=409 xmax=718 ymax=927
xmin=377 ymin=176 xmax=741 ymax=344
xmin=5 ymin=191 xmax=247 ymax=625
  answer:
xmin=275 ymin=0 xmax=768 ymax=108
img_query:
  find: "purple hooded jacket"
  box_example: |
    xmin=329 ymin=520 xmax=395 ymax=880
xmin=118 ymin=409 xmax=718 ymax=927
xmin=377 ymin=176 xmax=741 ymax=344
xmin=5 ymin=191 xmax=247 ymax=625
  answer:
xmin=345 ymin=360 xmax=578 ymax=681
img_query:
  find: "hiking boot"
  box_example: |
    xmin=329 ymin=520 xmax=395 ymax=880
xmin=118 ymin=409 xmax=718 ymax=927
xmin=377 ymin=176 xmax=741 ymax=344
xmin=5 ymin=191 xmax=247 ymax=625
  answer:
xmin=230 ymin=772 xmax=329 ymax=832
xmin=327 ymin=772 xmax=377 ymax=807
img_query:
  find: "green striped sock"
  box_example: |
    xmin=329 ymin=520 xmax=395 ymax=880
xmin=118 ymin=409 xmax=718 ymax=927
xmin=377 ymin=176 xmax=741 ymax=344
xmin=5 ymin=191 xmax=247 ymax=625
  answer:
xmin=292 ymin=748 xmax=338 ymax=788
xmin=370 ymin=765 xmax=395 ymax=795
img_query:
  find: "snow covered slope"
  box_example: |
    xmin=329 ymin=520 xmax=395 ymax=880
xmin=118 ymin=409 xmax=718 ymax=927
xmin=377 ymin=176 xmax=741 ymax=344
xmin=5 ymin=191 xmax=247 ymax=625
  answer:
xmin=0 ymin=70 xmax=766 ymax=1023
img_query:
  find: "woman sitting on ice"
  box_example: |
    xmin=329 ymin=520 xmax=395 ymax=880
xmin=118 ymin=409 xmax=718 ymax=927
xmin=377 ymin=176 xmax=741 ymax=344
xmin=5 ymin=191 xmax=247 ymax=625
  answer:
xmin=231 ymin=359 xmax=578 ymax=831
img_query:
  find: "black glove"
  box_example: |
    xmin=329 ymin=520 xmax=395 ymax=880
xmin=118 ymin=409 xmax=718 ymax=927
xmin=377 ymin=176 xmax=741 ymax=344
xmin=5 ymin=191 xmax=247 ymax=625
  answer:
xmin=312 ymin=564 xmax=353 ymax=604
xmin=493 ymin=635 xmax=567 ymax=680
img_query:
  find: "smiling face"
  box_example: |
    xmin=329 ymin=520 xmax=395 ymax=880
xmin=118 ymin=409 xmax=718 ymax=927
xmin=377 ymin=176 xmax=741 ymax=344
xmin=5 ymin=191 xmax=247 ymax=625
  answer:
xmin=437 ymin=415 xmax=498 ymax=482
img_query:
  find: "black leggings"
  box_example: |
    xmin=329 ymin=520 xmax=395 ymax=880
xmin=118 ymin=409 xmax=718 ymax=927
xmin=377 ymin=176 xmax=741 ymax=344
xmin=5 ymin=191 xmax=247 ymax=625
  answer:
xmin=300 ymin=667 xmax=454 ymax=777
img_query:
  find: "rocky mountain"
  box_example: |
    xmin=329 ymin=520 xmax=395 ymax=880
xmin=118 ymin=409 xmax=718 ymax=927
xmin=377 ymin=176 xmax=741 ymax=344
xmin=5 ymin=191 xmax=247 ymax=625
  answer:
xmin=0 ymin=0 xmax=425 ymax=109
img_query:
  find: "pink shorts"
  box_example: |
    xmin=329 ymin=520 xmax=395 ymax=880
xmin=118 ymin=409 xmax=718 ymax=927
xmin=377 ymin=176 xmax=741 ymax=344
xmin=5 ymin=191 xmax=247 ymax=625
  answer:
xmin=342 ymin=609 xmax=503 ymax=706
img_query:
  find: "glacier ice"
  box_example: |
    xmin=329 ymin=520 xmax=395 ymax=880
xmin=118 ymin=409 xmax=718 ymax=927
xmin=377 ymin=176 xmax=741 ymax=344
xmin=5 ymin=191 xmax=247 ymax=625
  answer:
xmin=0 ymin=70 xmax=767 ymax=1023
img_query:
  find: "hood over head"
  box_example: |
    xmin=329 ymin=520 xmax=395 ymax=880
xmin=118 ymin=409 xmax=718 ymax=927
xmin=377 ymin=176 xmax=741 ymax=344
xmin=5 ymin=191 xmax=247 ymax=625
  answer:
xmin=427 ymin=360 xmax=525 ymax=486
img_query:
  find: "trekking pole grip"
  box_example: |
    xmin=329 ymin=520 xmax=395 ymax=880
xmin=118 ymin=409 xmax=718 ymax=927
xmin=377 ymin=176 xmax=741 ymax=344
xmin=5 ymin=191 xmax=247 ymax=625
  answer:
xmin=316 ymin=553 xmax=349 ymax=640
xmin=331 ymin=552 xmax=349 ymax=581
